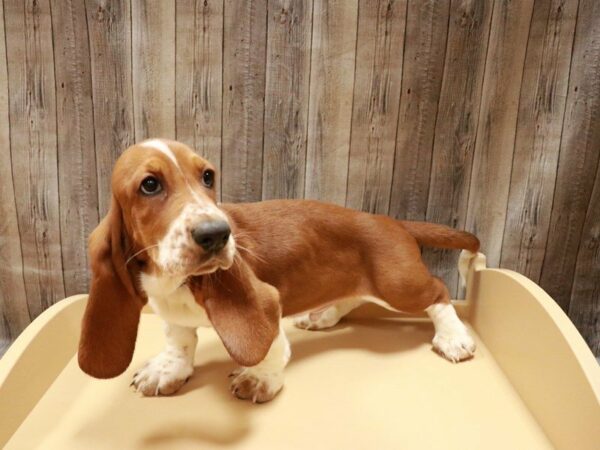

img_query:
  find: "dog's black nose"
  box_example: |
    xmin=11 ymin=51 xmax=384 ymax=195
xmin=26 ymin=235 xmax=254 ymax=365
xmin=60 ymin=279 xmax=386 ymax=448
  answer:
xmin=191 ymin=221 xmax=231 ymax=253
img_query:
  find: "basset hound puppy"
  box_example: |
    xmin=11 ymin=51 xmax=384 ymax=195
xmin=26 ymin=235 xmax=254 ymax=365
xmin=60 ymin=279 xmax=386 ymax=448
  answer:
xmin=78 ymin=139 xmax=480 ymax=403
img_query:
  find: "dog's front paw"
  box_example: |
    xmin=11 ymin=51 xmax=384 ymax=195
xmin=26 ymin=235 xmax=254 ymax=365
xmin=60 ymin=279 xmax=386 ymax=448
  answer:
xmin=132 ymin=352 xmax=193 ymax=396
xmin=229 ymin=367 xmax=284 ymax=403
xmin=432 ymin=330 xmax=476 ymax=363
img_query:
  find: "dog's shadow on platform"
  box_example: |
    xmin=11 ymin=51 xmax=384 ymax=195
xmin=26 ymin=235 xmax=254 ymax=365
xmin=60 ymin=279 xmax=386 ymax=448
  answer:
xmin=287 ymin=317 xmax=433 ymax=362
xmin=137 ymin=318 xmax=434 ymax=448
xmin=186 ymin=318 xmax=434 ymax=387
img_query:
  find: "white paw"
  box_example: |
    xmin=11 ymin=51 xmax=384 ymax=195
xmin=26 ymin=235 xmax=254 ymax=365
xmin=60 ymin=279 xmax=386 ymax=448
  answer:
xmin=432 ymin=330 xmax=476 ymax=363
xmin=229 ymin=367 xmax=284 ymax=403
xmin=132 ymin=352 xmax=193 ymax=396
xmin=293 ymin=307 xmax=342 ymax=330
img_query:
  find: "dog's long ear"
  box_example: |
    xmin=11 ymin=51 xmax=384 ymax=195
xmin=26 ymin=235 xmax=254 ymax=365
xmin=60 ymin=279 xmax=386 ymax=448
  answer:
xmin=190 ymin=260 xmax=280 ymax=367
xmin=78 ymin=198 xmax=145 ymax=378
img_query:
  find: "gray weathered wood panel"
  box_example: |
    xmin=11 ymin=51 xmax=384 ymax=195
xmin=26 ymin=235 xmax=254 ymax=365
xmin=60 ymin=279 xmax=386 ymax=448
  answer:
xmin=262 ymin=0 xmax=313 ymax=200
xmin=346 ymin=0 xmax=407 ymax=214
xmin=51 ymin=0 xmax=99 ymax=296
xmin=0 ymin=0 xmax=31 ymax=341
xmin=305 ymin=0 xmax=358 ymax=205
xmin=176 ymin=0 xmax=224 ymax=196
xmin=540 ymin=0 xmax=600 ymax=313
xmin=132 ymin=0 xmax=176 ymax=140
xmin=566 ymin=0 xmax=600 ymax=356
xmin=4 ymin=0 xmax=66 ymax=318
xmin=389 ymin=0 xmax=450 ymax=221
xmin=570 ymin=159 xmax=600 ymax=355
xmin=465 ymin=0 xmax=535 ymax=269
xmin=85 ymin=0 xmax=136 ymax=216
xmin=423 ymin=0 xmax=494 ymax=295
xmin=221 ymin=0 xmax=268 ymax=203
xmin=501 ymin=0 xmax=578 ymax=283
xmin=0 ymin=0 xmax=598 ymax=355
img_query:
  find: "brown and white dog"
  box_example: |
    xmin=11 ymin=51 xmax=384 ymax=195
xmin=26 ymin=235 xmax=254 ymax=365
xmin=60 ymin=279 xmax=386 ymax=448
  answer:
xmin=78 ymin=139 xmax=480 ymax=403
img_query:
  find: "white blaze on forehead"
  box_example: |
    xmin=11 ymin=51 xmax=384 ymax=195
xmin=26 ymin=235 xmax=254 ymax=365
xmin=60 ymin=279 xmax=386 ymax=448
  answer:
xmin=139 ymin=138 xmax=205 ymax=203
xmin=140 ymin=139 xmax=179 ymax=167
xmin=140 ymin=139 xmax=224 ymax=244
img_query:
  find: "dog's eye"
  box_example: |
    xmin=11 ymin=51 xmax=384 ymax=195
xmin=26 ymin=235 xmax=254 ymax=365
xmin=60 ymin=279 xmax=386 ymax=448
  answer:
xmin=140 ymin=176 xmax=162 ymax=195
xmin=202 ymin=169 xmax=215 ymax=188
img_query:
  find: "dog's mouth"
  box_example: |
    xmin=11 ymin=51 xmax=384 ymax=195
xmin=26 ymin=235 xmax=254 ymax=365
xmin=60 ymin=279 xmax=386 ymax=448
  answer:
xmin=189 ymin=259 xmax=225 ymax=276
xmin=188 ymin=244 xmax=235 ymax=276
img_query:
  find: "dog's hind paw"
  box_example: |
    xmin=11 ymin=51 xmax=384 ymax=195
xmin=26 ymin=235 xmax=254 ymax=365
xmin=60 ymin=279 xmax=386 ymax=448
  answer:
xmin=432 ymin=331 xmax=476 ymax=363
xmin=293 ymin=307 xmax=342 ymax=330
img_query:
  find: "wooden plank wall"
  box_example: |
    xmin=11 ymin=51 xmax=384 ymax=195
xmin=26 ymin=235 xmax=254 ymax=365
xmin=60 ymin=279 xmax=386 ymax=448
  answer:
xmin=0 ymin=0 xmax=598 ymax=355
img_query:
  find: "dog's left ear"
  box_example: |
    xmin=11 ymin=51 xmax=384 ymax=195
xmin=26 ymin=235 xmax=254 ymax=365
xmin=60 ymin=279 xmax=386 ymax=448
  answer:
xmin=190 ymin=260 xmax=280 ymax=367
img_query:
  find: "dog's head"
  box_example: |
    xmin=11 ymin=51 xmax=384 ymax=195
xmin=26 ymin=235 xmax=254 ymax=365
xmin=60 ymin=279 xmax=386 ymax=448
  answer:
xmin=111 ymin=139 xmax=235 ymax=277
xmin=78 ymin=140 xmax=278 ymax=378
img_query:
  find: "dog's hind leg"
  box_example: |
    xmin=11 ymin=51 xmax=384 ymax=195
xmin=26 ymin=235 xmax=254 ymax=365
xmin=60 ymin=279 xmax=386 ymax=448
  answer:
xmin=293 ymin=297 xmax=366 ymax=330
xmin=425 ymin=278 xmax=475 ymax=362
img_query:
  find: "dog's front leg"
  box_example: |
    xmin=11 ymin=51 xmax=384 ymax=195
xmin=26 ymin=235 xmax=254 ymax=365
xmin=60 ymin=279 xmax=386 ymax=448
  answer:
xmin=229 ymin=322 xmax=290 ymax=403
xmin=132 ymin=322 xmax=197 ymax=396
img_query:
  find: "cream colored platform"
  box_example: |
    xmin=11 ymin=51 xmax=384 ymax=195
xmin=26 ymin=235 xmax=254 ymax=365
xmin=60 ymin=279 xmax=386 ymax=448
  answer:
xmin=1 ymin=255 xmax=599 ymax=449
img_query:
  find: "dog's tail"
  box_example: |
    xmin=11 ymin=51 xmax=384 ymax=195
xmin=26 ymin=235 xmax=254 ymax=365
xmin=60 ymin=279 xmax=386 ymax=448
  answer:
xmin=400 ymin=221 xmax=480 ymax=288
xmin=400 ymin=221 xmax=480 ymax=253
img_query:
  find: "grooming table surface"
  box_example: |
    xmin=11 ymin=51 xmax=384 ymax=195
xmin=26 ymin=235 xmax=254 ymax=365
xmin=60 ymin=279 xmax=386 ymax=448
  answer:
xmin=6 ymin=316 xmax=550 ymax=449
xmin=1 ymin=256 xmax=599 ymax=449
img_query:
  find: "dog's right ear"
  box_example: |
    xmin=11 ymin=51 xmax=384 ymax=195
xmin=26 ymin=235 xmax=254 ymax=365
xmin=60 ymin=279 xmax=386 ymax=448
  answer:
xmin=189 ymin=259 xmax=281 ymax=367
xmin=78 ymin=198 xmax=145 ymax=378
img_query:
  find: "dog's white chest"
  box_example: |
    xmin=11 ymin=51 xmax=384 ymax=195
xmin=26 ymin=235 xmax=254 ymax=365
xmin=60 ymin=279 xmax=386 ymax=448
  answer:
xmin=141 ymin=274 xmax=212 ymax=328
xmin=148 ymin=284 xmax=212 ymax=328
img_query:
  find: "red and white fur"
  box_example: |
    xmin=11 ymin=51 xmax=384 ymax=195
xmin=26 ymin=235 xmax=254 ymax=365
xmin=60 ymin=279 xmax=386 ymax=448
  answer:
xmin=78 ymin=139 xmax=479 ymax=403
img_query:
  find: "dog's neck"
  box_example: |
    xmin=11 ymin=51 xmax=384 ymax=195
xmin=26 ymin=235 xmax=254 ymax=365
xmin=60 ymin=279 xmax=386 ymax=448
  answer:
xmin=140 ymin=272 xmax=188 ymax=299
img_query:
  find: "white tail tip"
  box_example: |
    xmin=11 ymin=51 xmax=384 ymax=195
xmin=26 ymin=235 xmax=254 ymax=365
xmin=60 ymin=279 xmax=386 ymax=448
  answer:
xmin=458 ymin=250 xmax=477 ymax=288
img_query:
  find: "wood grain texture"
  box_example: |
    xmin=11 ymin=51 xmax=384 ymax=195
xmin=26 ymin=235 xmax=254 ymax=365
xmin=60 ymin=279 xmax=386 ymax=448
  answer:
xmin=51 ymin=0 xmax=99 ymax=296
xmin=569 ymin=159 xmax=600 ymax=355
xmin=346 ymin=0 xmax=407 ymax=214
xmin=0 ymin=0 xmax=31 ymax=340
xmin=262 ymin=0 xmax=313 ymax=200
xmin=567 ymin=2 xmax=600 ymax=355
xmin=501 ymin=0 xmax=579 ymax=282
xmin=176 ymin=0 xmax=223 ymax=195
xmin=0 ymin=1 xmax=598 ymax=355
xmin=85 ymin=0 xmax=135 ymax=216
xmin=540 ymin=0 xmax=600 ymax=312
xmin=422 ymin=0 xmax=494 ymax=293
xmin=465 ymin=0 xmax=535 ymax=268
xmin=4 ymin=0 xmax=66 ymax=317
xmin=222 ymin=0 xmax=268 ymax=202
xmin=0 ymin=338 xmax=10 ymax=358
xmin=304 ymin=0 xmax=358 ymax=205
xmin=389 ymin=0 xmax=450 ymax=220
xmin=132 ymin=0 xmax=176 ymax=140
